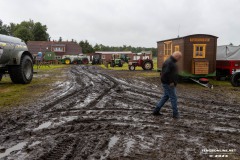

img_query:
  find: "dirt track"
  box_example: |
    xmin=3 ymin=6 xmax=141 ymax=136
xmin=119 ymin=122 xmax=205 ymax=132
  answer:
xmin=0 ymin=66 xmax=239 ymax=160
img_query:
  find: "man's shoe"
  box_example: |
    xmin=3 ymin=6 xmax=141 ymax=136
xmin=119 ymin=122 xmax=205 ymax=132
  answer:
xmin=152 ymin=112 xmax=163 ymax=116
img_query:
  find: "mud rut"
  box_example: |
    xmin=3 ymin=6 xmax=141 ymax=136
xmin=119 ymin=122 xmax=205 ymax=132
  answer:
xmin=0 ymin=66 xmax=239 ymax=160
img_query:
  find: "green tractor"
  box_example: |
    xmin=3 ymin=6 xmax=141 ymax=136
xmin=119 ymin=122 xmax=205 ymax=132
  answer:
xmin=110 ymin=54 xmax=123 ymax=67
xmin=120 ymin=54 xmax=130 ymax=63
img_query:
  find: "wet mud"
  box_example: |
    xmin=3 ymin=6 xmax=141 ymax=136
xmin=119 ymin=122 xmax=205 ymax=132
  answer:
xmin=0 ymin=66 xmax=239 ymax=159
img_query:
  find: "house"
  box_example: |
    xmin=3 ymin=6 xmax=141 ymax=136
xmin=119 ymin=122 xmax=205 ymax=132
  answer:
xmin=27 ymin=41 xmax=82 ymax=60
xmin=157 ymin=34 xmax=218 ymax=77
xmin=95 ymin=51 xmax=133 ymax=62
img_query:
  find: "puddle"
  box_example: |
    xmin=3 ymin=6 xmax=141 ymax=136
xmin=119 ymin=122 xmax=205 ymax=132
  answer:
xmin=124 ymin=139 xmax=135 ymax=156
xmin=213 ymin=127 xmax=240 ymax=133
xmin=0 ymin=142 xmax=27 ymax=159
xmin=140 ymin=144 xmax=150 ymax=149
xmin=73 ymin=93 xmax=98 ymax=108
xmin=100 ymin=135 xmax=119 ymax=160
xmin=136 ymin=135 xmax=144 ymax=141
xmin=33 ymin=121 xmax=52 ymax=131
xmin=29 ymin=141 xmax=41 ymax=148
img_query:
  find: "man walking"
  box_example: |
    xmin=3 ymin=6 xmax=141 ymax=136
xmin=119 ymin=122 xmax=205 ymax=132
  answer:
xmin=153 ymin=51 xmax=182 ymax=119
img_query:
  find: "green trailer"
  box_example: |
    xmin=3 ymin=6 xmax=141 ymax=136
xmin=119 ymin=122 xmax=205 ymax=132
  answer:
xmin=44 ymin=52 xmax=56 ymax=61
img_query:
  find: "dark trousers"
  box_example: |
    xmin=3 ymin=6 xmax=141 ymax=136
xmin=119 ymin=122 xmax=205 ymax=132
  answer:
xmin=153 ymin=83 xmax=179 ymax=116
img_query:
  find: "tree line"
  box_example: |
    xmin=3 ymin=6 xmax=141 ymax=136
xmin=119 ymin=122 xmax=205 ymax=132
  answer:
xmin=79 ymin=40 xmax=157 ymax=57
xmin=0 ymin=19 xmax=49 ymax=42
xmin=0 ymin=19 xmax=157 ymax=56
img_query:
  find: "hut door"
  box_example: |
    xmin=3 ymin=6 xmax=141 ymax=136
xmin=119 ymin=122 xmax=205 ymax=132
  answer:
xmin=164 ymin=41 xmax=172 ymax=61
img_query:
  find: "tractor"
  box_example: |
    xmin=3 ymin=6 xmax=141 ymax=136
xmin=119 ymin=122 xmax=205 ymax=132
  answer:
xmin=128 ymin=53 xmax=153 ymax=71
xmin=92 ymin=53 xmax=102 ymax=65
xmin=62 ymin=55 xmax=89 ymax=65
xmin=110 ymin=54 xmax=123 ymax=67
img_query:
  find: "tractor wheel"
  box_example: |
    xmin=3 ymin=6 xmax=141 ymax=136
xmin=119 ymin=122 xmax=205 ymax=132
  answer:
xmin=118 ymin=62 xmax=123 ymax=67
xmin=82 ymin=58 xmax=89 ymax=64
xmin=142 ymin=61 xmax=153 ymax=70
xmin=110 ymin=62 xmax=115 ymax=67
xmin=64 ymin=58 xmax=71 ymax=65
xmin=73 ymin=61 xmax=78 ymax=65
xmin=231 ymin=72 xmax=240 ymax=87
xmin=129 ymin=65 xmax=135 ymax=71
xmin=0 ymin=74 xmax=2 ymax=81
xmin=8 ymin=55 xmax=33 ymax=84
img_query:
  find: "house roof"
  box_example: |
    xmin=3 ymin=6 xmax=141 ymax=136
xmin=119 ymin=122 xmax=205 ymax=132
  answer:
xmin=157 ymin=34 xmax=218 ymax=43
xmin=217 ymin=45 xmax=240 ymax=60
xmin=141 ymin=51 xmax=152 ymax=54
xmin=95 ymin=51 xmax=132 ymax=55
xmin=27 ymin=41 xmax=82 ymax=56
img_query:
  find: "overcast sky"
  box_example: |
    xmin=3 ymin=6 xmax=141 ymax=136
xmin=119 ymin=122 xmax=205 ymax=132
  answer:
xmin=1 ymin=0 xmax=240 ymax=47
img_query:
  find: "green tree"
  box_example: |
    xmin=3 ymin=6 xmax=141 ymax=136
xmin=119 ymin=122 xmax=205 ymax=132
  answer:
xmin=79 ymin=40 xmax=94 ymax=53
xmin=94 ymin=44 xmax=100 ymax=51
xmin=33 ymin=22 xmax=49 ymax=41
xmin=0 ymin=20 xmax=10 ymax=35
xmin=1 ymin=19 xmax=49 ymax=42
xmin=13 ymin=26 xmax=34 ymax=42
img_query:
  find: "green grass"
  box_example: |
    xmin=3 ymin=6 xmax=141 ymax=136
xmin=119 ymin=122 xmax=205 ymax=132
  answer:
xmin=0 ymin=65 xmax=68 ymax=111
xmin=33 ymin=64 xmax=68 ymax=71
xmin=209 ymin=79 xmax=232 ymax=86
xmin=100 ymin=57 xmax=158 ymax=71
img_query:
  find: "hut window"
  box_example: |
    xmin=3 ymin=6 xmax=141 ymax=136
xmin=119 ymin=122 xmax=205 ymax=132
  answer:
xmin=174 ymin=45 xmax=180 ymax=51
xmin=164 ymin=41 xmax=172 ymax=55
xmin=193 ymin=44 xmax=206 ymax=58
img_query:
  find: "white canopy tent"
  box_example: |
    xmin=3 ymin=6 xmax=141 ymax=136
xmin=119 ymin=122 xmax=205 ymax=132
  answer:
xmin=217 ymin=45 xmax=240 ymax=60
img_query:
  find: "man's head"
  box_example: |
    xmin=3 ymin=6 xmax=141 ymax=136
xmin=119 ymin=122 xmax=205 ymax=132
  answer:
xmin=172 ymin=51 xmax=182 ymax=61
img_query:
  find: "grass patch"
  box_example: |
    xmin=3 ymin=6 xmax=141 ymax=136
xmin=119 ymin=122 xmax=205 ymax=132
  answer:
xmin=33 ymin=64 xmax=68 ymax=71
xmin=0 ymin=65 xmax=68 ymax=111
xmin=209 ymin=79 xmax=232 ymax=86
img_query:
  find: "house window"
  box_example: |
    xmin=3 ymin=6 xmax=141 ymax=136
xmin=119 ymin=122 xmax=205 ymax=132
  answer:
xmin=193 ymin=44 xmax=206 ymax=58
xmin=174 ymin=45 xmax=180 ymax=51
xmin=52 ymin=47 xmax=65 ymax=52
xmin=164 ymin=41 xmax=172 ymax=55
xmin=102 ymin=55 xmax=105 ymax=59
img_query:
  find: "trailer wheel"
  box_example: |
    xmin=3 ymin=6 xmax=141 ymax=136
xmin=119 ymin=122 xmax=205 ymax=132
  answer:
xmin=129 ymin=65 xmax=135 ymax=71
xmin=231 ymin=72 xmax=240 ymax=87
xmin=143 ymin=61 xmax=153 ymax=70
xmin=64 ymin=58 xmax=71 ymax=65
xmin=8 ymin=55 xmax=33 ymax=84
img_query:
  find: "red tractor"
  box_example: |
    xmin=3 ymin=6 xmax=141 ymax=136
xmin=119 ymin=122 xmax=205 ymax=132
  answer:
xmin=128 ymin=53 xmax=153 ymax=71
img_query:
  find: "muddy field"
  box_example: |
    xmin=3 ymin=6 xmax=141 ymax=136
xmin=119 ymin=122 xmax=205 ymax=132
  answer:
xmin=0 ymin=66 xmax=239 ymax=160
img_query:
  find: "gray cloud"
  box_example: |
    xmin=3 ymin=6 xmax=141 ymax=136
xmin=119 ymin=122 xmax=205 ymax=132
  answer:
xmin=1 ymin=0 xmax=240 ymax=47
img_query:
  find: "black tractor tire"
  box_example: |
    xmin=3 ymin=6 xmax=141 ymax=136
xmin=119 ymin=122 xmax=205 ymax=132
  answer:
xmin=129 ymin=65 xmax=135 ymax=71
xmin=118 ymin=62 xmax=123 ymax=67
xmin=82 ymin=58 xmax=89 ymax=64
xmin=8 ymin=55 xmax=33 ymax=84
xmin=142 ymin=61 xmax=153 ymax=70
xmin=0 ymin=74 xmax=2 ymax=81
xmin=231 ymin=72 xmax=240 ymax=87
xmin=110 ymin=61 xmax=115 ymax=67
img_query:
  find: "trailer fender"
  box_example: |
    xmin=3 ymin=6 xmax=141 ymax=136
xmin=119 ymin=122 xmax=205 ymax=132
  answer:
xmin=8 ymin=51 xmax=33 ymax=65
